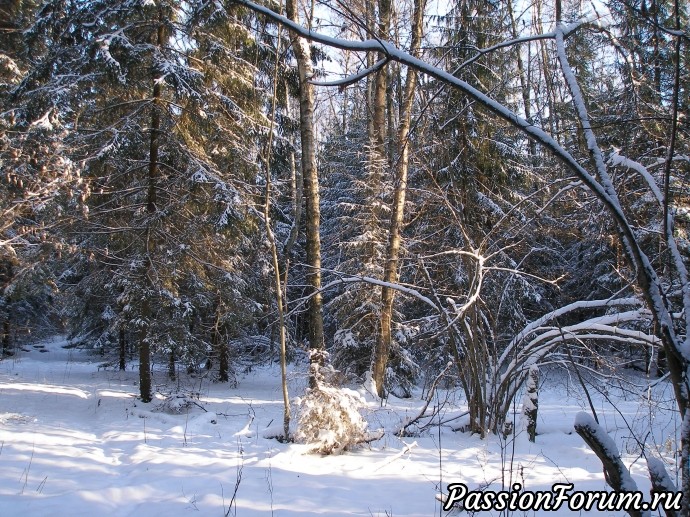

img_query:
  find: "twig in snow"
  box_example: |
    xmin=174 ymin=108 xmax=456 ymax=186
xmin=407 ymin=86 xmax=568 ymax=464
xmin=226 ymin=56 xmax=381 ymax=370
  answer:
xmin=395 ymin=362 xmax=453 ymax=437
xmin=374 ymin=441 xmax=418 ymax=472
xmin=20 ymin=442 xmax=35 ymax=494
xmin=265 ymin=458 xmax=274 ymax=517
xmin=225 ymin=440 xmax=244 ymax=517
xmin=190 ymin=400 xmax=207 ymax=412
xmin=36 ymin=476 xmax=47 ymax=494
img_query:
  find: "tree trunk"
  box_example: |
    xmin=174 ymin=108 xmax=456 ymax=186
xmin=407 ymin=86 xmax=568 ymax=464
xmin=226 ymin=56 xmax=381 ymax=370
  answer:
xmin=523 ymin=364 xmax=539 ymax=442
xmin=2 ymin=316 xmax=10 ymax=357
xmin=139 ymin=21 xmax=164 ymax=403
xmin=119 ymin=324 xmax=126 ymax=371
xmin=146 ymin=23 xmax=164 ymax=214
xmin=370 ymin=0 xmax=390 ymax=188
xmin=366 ymin=0 xmax=376 ymax=165
xmin=368 ymin=0 xmax=391 ymax=398
xmin=168 ymin=348 xmax=176 ymax=380
xmin=218 ymin=333 xmax=229 ymax=383
xmin=507 ymin=0 xmax=535 ymax=156
xmin=647 ymin=456 xmax=678 ymax=517
xmin=261 ymin=21 xmax=293 ymax=440
xmin=575 ymin=413 xmax=648 ymax=517
xmin=371 ymin=0 xmax=425 ymax=398
xmin=213 ymin=300 xmax=229 ymax=383
xmin=286 ymin=0 xmax=324 ymax=386
xmin=139 ymin=295 xmax=152 ymax=402
xmin=535 ymin=0 xmax=560 ymax=141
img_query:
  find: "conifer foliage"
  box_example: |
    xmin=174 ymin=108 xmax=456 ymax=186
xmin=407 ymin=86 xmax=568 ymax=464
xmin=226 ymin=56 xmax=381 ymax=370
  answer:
xmin=1 ymin=0 xmax=688 ymax=495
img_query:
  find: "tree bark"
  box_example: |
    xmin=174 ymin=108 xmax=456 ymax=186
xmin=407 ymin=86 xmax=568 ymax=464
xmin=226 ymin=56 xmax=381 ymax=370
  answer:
xmin=139 ymin=294 xmax=152 ymax=402
xmin=535 ymin=0 xmax=560 ymax=141
xmin=524 ymin=365 xmax=539 ymax=442
xmin=286 ymin=0 xmax=324 ymax=385
xmin=575 ymin=413 xmax=648 ymax=517
xmin=507 ymin=0 xmax=535 ymax=156
xmin=213 ymin=300 xmax=229 ymax=383
xmin=372 ymin=0 xmax=425 ymax=397
xmin=146 ymin=23 xmax=164 ymax=215
xmin=2 ymin=315 xmax=10 ymax=357
xmin=139 ymin=21 xmax=164 ymax=403
xmin=168 ymin=348 xmax=176 ymax=380
xmin=119 ymin=324 xmax=126 ymax=371
xmin=647 ymin=456 xmax=678 ymax=517
xmin=371 ymin=0 xmax=391 ymax=171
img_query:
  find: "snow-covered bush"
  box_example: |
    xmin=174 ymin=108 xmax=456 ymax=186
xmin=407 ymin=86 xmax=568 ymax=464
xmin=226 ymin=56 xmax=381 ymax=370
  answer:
xmin=294 ymin=360 xmax=369 ymax=454
xmin=154 ymin=389 xmax=201 ymax=414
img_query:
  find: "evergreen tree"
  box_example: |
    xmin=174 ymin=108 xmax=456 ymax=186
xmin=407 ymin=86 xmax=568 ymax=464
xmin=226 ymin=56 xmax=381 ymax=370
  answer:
xmin=17 ymin=0 xmax=275 ymax=398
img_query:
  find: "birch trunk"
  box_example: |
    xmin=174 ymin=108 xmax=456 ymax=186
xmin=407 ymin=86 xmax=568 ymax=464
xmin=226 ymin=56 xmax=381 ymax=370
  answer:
xmin=372 ymin=0 xmax=425 ymax=397
xmin=286 ymin=0 xmax=324 ymax=386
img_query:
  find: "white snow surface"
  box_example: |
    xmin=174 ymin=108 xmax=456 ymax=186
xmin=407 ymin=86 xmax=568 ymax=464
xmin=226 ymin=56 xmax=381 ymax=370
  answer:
xmin=0 ymin=337 xmax=681 ymax=516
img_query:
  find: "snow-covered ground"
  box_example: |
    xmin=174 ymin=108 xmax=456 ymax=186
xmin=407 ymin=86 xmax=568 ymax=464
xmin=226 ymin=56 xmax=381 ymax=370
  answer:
xmin=0 ymin=337 xmax=680 ymax=516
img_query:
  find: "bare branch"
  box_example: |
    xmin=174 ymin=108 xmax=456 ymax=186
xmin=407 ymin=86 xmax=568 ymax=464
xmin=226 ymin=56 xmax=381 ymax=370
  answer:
xmin=395 ymin=361 xmax=454 ymax=437
xmin=234 ymin=0 xmax=684 ymax=372
xmin=309 ymin=58 xmax=389 ymax=87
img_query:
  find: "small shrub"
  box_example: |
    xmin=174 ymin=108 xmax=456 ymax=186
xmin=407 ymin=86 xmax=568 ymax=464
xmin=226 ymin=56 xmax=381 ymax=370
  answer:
xmin=294 ymin=361 xmax=369 ymax=454
xmin=154 ymin=389 xmax=201 ymax=414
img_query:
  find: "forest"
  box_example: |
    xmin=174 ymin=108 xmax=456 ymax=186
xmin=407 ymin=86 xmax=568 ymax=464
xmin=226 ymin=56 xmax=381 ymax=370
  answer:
xmin=0 ymin=0 xmax=688 ymax=513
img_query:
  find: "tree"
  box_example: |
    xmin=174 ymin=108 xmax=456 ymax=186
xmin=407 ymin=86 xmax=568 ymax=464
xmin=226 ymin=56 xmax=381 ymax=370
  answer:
xmin=18 ymin=0 xmax=271 ymax=399
xmin=371 ymin=0 xmax=427 ymax=398
xmin=237 ymin=0 xmax=690 ymax=502
xmin=0 ymin=0 xmax=74 ymax=354
xmin=286 ymin=0 xmax=325 ymax=384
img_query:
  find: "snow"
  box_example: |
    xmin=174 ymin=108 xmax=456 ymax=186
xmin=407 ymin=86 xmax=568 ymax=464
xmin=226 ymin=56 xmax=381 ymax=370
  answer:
xmin=29 ymin=110 xmax=55 ymax=131
xmin=97 ymin=35 xmax=126 ymax=83
xmin=0 ymin=337 xmax=682 ymax=516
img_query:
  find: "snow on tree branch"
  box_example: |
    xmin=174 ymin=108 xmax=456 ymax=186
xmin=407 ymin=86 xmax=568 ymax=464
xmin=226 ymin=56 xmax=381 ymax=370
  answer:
xmin=234 ymin=0 xmax=686 ymax=362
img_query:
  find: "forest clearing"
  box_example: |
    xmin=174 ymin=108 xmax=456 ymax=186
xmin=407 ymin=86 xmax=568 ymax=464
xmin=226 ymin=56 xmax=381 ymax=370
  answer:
xmin=0 ymin=337 xmax=681 ymax=516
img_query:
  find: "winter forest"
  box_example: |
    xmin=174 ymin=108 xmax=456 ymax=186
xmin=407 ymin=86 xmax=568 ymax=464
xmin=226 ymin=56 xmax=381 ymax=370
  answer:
xmin=0 ymin=0 xmax=689 ymax=514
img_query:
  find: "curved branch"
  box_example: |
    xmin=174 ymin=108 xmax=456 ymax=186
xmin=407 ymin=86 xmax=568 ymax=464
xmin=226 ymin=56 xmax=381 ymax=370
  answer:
xmin=309 ymin=57 xmax=389 ymax=87
xmin=234 ymin=0 xmax=683 ymax=369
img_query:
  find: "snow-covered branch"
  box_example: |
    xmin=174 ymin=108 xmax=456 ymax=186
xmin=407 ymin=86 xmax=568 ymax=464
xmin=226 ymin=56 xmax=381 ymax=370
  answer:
xmin=498 ymin=297 xmax=643 ymax=368
xmin=235 ymin=0 xmax=684 ymax=367
xmin=287 ymin=271 xmax=439 ymax=319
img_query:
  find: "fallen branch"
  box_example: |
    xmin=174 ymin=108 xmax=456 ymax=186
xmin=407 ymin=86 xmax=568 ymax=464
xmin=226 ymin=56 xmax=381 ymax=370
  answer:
xmin=373 ymin=440 xmax=418 ymax=472
xmin=574 ymin=412 xmax=648 ymax=517
xmin=647 ymin=456 xmax=678 ymax=517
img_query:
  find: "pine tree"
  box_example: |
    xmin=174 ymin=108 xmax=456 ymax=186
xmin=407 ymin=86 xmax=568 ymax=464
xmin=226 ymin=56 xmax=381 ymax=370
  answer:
xmin=17 ymin=0 xmax=274 ymax=398
xmin=0 ymin=0 xmax=73 ymax=354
